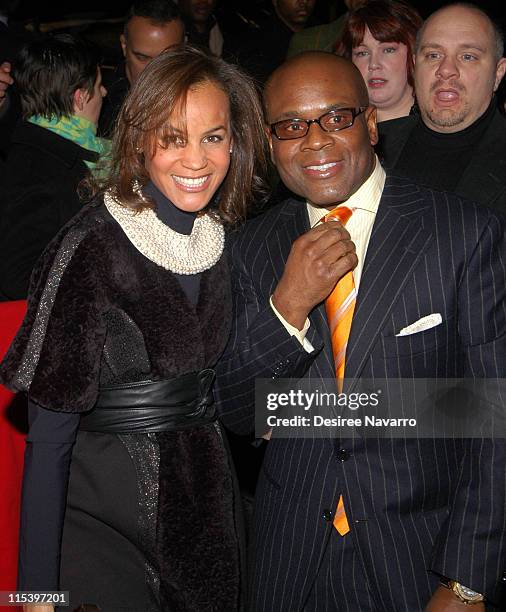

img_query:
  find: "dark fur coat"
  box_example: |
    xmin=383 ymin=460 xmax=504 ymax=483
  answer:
xmin=0 ymin=198 xmax=232 ymax=411
xmin=0 ymin=198 xmax=241 ymax=611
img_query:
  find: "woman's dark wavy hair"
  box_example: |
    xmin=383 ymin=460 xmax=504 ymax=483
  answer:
xmin=14 ymin=33 xmax=99 ymax=119
xmin=100 ymin=45 xmax=268 ymax=225
xmin=337 ymin=0 xmax=423 ymax=89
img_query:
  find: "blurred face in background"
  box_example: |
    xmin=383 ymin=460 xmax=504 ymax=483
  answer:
xmin=179 ymin=0 xmax=217 ymax=29
xmin=144 ymin=80 xmax=232 ymax=213
xmin=345 ymin=0 xmax=367 ymax=8
xmin=352 ymin=27 xmax=413 ymax=121
xmin=273 ymin=0 xmax=316 ymax=32
xmin=121 ymin=16 xmax=185 ymax=84
xmin=415 ymin=5 xmax=506 ymax=133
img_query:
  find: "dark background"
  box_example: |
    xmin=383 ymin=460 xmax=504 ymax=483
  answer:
xmin=4 ymin=0 xmax=506 ymax=66
xmin=6 ymin=0 xmax=504 ymax=21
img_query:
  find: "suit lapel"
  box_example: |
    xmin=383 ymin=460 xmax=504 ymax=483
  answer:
xmin=266 ymin=199 xmax=307 ymax=284
xmin=344 ymin=180 xmax=433 ymax=388
xmin=265 ymin=200 xmax=335 ymax=376
xmin=307 ymin=303 xmax=334 ymax=376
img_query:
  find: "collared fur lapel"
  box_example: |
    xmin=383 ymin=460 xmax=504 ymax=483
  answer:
xmin=344 ymin=177 xmax=433 ymax=388
xmin=266 ymin=199 xmax=335 ymax=375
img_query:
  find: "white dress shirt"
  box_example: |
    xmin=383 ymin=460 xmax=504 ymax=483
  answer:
xmin=271 ymin=157 xmax=386 ymax=349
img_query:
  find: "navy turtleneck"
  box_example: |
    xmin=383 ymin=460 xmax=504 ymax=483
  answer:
xmin=142 ymin=181 xmax=202 ymax=307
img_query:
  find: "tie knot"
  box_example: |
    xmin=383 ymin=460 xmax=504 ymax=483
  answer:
xmin=322 ymin=206 xmax=353 ymax=225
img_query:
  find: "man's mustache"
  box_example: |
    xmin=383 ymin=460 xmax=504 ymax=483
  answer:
xmin=430 ymin=80 xmax=465 ymax=93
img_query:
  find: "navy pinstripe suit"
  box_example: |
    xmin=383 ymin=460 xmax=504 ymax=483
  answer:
xmin=216 ymin=176 xmax=506 ymax=611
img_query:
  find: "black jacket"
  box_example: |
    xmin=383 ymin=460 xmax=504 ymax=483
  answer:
xmin=98 ymin=62 xmax=129 ymax=138
xmin=0 ymin=20 xmax=33 ymax=158
xmin=216 ymin=177 xmax=506 ymax=610
xmin=377 ymin=107 xmax=506 ymax=215
xmin=0 ymin=121 xmax=97 ymax=300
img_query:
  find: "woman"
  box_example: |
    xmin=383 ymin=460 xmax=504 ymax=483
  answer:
xmin=0 ymin=33 xmax=107 ymax=300
xmin=337 ymin=0 xmax=422 ymax=122
xmin=0 ymin=46 xmax=267 ymax=611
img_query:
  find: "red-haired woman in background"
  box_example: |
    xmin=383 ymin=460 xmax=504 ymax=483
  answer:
xmin=338 ymin=0 xmax=422 ymax=122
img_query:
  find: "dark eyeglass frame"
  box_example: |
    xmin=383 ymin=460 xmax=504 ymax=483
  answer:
xmin=270 ymin=106 xmax=368 ymax=140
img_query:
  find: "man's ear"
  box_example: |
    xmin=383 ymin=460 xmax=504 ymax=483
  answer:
xmin=120 ymin=34 xmax=127 ymax=58
xmin=494 ymin=57 xmax=506 ymax=92
xmin=365 ymin=105 xmax=378 ymax=146
xmin=73 ymin=88 xmax=89 ymax=115
xmin=73 ymin=88 xmax=84 ymax=113
xmin=265 ymin=124 xmax=276 ymax=166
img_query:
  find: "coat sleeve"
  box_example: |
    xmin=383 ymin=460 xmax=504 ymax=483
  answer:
xmin=18 ymin=401 xmax=80 ymax=590
xmin=430 ymin=211 xmax=506 ymax=604
xmin=0 ymin=216 xmax=108 ymax=413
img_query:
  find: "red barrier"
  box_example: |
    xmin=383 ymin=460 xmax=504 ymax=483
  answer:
xmin=0 ymin=301 xmax=27 ymax=610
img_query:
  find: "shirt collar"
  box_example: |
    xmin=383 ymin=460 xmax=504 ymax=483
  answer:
xmin=307 ymin=156 xmax=385 ymax=228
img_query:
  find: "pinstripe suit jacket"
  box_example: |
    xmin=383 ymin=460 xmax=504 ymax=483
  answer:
xmin=216 ymin=176 xmax=506 ymax=611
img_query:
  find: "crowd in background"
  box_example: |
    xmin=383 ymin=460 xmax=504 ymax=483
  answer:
xmin=0 ymin=1 xmax=505 ymax=610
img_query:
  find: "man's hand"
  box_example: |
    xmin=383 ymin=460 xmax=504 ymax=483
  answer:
xmin=0 ymin=61 xmax=14 ymax=107
xmin=425 ymin=585 xmax=485 ymax=611
xmin=272 ymin=219 xmax=357 ymax=330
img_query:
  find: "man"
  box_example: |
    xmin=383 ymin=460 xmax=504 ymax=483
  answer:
xmin=0 ymin=60 xmax=12 ymax=112
xmin=216 ymin=51 xmax=506 ymax=610
xmin=0 ymin=62 xmax=14 ymax=121
xmin=235 ymin=0 xmax=318 ymax=84
xmin=0 ymin=34 xmax=107 ymax=300
xmin=379 ymin=3 xmax=506 ymax=214
xmin=98 ymin=0 xmax=184 ymax=136
xmin=178 ymin=0 xmax=223 ymax=56
xmin=287 ymin=0 xmax=362 ymax=58
xmin=0 ymin=2 xmax=35 ymax=156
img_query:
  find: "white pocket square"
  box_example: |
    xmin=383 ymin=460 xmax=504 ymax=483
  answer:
xmin=396 ymin=314 xmax=443 ymax=336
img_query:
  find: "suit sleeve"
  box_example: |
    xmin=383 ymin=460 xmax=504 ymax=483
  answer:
xmin=430 ymin=212 xmax=506 ymax=604
xmin=215 ymin=233 xmax=323 ymax=436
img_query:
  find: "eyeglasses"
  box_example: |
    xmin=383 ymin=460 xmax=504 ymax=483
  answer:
xmin=270 ymin=107 xmax=368 ymax=140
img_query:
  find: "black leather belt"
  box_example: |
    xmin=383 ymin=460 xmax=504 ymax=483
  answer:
xmin=79 ymin=369 xmax=216 ymax=433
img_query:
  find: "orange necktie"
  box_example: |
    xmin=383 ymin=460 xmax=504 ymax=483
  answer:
xmin=324 ymin=206 xmax=356 ymax=383
xmin=323 ymin=205 xmax=354 ymax=536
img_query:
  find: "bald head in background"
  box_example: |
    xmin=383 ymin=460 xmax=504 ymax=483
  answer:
xmin=264 ymin=52 xmax=378 ymax=207
xmin=378 ymin=2 xmax=506 ymax=214
xmin=414 ymin=3 xmax=506 ymax=133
